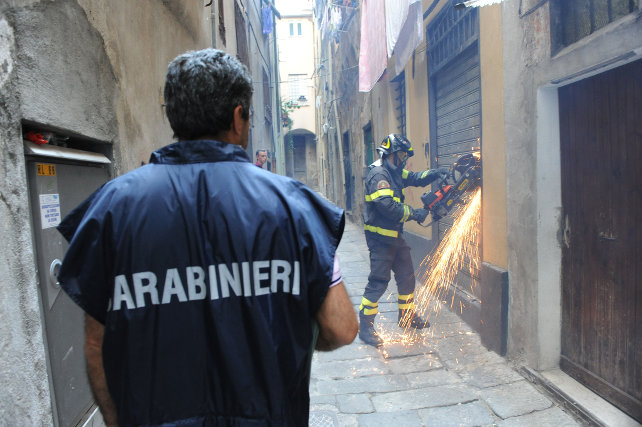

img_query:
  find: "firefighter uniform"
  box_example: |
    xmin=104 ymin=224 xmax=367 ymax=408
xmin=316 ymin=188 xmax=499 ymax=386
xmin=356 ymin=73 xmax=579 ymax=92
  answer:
xmin=360 ymin=134 xmax=444 ymax=346
xmin=57 ymin=140 xmax=345 ymax=426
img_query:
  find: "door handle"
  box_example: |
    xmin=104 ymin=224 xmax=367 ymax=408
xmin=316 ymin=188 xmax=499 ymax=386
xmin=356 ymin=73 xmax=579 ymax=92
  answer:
xmin=49 ymin=259 xmax=62 ymax=289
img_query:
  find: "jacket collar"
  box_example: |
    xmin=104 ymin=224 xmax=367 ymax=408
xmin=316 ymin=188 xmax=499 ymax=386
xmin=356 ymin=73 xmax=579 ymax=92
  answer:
xmin=149 ymin=140 xmax=250 ymax=165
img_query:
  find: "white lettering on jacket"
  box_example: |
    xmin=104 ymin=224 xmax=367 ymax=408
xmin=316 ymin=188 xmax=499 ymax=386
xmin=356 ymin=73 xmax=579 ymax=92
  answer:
xmin=110 ymin=260 xmax=301 ymax=312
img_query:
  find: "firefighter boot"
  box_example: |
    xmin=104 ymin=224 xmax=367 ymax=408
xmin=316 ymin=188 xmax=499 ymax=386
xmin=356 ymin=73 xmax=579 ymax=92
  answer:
xmin=398 ymin=308 xmax=430 ymax=329
xmin=398 ymin=293 xmax=430 ymax=329
xmin=359 ymin=312 xmax=383 ymax=347
xmin=359 ymin=297 xmax=383 ymax=347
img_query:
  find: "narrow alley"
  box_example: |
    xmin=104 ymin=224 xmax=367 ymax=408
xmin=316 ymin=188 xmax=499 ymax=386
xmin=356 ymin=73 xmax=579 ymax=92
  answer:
xmin=308 ymin=220 xmax=581 ymax=426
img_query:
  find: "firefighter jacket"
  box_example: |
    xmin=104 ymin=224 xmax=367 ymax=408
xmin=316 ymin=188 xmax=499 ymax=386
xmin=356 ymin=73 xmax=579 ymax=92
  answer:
xmin=363 ymin=159 xmax=441 ymax=242
xmin=57 ymin=140 xmax=345 ymax=426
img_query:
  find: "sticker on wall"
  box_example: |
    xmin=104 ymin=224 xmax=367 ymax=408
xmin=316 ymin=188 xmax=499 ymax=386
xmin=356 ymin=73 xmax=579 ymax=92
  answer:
xmin=37 ymin=163 xmax=56 ymax=176
xmin=39 ymin=194 xmax=61 ymax=229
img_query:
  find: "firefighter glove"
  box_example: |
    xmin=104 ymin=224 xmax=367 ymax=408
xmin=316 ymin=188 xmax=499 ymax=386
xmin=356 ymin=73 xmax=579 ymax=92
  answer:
xmin=411 ymin=208 xmax=429 ymax=224
xmin=436 ymin=166 xmax=450 ymax=177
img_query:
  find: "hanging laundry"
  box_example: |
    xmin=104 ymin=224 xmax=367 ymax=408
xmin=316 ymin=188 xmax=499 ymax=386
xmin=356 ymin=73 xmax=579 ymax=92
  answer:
xmin=392 ymin=0 xmax=423 ymax=76
xmin=358 ymin=0 xmax=387 ymax=92
xmin=262 ymin=5 xmax=273 ymax=34
xmin=384 ymin=0 xmax=411 ymax=58
xmin=328 ymin=6 xmax=343 ymax=40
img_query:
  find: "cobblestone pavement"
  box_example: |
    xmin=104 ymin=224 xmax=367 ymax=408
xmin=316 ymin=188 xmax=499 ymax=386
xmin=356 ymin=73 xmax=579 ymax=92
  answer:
xmin=309 ymin=220 xmax=581 ymax=427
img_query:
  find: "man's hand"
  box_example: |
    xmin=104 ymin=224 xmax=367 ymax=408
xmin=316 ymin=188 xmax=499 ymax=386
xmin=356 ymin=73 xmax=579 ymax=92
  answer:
xmin=315 ymin=282 xmax=358 ymax=351
xmin=436 ymin=166 xmax=450 ymax=177
xmin=411 ymin=208 xmax=429 ymax=224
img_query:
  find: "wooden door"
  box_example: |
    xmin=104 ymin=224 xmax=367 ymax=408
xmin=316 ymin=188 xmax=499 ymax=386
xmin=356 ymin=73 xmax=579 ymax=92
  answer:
xmin=559 ymin=58 xmax=642 ymax=422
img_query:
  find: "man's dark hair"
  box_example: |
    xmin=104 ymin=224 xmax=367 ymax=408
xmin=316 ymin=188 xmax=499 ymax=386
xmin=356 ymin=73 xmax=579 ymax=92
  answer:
xmin=164 ymin=49 xmax=253 ymax=140
xmin=256 ymin=149 xmax=267 ymax=156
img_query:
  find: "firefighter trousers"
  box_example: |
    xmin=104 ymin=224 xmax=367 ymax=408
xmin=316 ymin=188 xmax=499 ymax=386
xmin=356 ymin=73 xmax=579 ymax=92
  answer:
xmin=362 ymin=234 xmax=416 ymax=306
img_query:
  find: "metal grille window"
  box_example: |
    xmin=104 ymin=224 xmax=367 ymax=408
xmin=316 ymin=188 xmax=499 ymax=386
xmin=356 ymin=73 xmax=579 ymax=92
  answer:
xmin=426 ymin=5 xmax=479 ymax=74
xmin=288 ymin=74 xmax=307 ymax=102
xmin=391 ymin=71 xmax=406 ymax=135
xmin=551 ymin=0 xmax=639 ymax=54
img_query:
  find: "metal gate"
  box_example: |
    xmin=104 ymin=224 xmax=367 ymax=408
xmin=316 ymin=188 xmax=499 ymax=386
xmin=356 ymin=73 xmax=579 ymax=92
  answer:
xmin=426 ymin=3 xmax=481 ymax=300
xmin=25 ymin=140 xmax=111 ymax=426
xmin=559 ymin=58 xmax=642 ymax=422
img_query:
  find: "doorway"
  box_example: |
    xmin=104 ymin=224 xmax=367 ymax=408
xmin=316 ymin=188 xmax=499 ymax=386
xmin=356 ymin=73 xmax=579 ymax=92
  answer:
xmin=559 ymin=58 xmax=642 ymax=422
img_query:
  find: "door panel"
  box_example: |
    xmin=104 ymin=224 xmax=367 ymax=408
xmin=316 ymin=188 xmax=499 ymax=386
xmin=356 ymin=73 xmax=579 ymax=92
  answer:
xmin=27 ymin=159 xmax=110 ymax=426
xmin=559 ymin=58 xmax=642 ymax=422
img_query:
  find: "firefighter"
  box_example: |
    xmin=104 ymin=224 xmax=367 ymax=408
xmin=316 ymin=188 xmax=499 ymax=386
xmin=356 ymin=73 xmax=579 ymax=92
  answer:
xmin=360 ymin=134 xmax=448 ymax=347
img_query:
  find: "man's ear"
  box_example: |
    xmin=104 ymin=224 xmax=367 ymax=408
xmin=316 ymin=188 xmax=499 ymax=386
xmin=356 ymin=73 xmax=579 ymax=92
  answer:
xmin=232 ymin=105 xmax=245 ymax=137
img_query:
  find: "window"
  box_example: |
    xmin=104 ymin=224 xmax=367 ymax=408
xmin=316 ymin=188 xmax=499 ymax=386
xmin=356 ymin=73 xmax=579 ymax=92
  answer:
xmin=218 ymin=0 xmax=226 ymax=46
xmin=550 ymin=0 xmax=639 ymax=54
xmin=289 ymin=22 xmax=303 ymax=37
xmin=391 ymin=71 xmax=406 ymax=135
xmin=263 ymin=69 xmax=272 ymax=123
xmin=288 ymin=74 xmax=307 ymax=102
xmin=235 ymin=2 xmax=249 ymax=67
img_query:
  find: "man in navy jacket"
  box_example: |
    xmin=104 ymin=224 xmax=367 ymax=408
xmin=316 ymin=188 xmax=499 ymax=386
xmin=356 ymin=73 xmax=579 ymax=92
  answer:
xmin=57 ymin=48 xmax=357 ymax=426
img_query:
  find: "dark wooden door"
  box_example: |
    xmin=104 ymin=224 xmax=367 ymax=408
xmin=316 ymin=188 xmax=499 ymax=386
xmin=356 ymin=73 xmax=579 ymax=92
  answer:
xmin=559 ymin=58 xmax=642 ymax=422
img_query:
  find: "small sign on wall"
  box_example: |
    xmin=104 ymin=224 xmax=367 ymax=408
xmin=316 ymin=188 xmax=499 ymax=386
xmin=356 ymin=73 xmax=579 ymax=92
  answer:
xmin=39 ymin=194 xmax=61 ymax=229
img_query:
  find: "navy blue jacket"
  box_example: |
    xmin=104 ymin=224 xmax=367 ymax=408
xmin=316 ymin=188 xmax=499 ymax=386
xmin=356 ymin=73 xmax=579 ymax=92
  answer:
xmin=57 ymin=140 xmax=344 ymax=426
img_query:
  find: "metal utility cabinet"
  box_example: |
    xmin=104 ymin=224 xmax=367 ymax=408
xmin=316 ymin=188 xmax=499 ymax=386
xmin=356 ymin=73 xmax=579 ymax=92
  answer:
xmin=24 ymin=139 xmax=111 ymax=427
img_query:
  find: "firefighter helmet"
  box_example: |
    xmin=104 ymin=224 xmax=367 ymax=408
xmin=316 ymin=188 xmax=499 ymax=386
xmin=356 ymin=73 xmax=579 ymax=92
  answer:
xmin=376 ymin=134 xmax=414 ymax=159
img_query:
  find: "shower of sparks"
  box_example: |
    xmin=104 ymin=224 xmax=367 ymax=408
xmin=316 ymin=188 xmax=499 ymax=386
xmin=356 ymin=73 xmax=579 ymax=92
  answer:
xmin=380 ymin=188 xmax=482 ymax=346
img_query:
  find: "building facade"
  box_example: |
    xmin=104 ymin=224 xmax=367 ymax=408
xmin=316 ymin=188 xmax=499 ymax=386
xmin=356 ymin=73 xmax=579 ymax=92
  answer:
xmin=0 ymin=1 xmax=281 ymax=424
xmin=314 ymin=0 xmax=641 ymax=422
xmin=276 ymin=0 xmax=319 ymax=188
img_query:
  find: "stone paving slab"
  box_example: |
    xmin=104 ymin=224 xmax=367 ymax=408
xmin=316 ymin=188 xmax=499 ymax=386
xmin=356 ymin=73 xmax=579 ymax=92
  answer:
xmin=404 ymin=369 xmax=462 ymax=388
xmin=371 ymin=384 xmax=478 ymax=412
xmin=456 ymin=361 xmax=525 ymax=389
xmin=417 ymin=400 xmax=497 ymax=426
xmin=313 ymin=374 xmax=410 ymax=396
xmin=383 ymin=353 xmax=442 ymax=374
xmin=336 ymin=393 xmax=375 ymax=414
xmin=479 ymin=380 xmax=553 ymax=419
xmin=497 ymin=406 xmax=581 ymax=426
xmin=358 ymin=410 xmax=424 ymax=427
xmin=312 ymin=357 xmax=390 ymax=380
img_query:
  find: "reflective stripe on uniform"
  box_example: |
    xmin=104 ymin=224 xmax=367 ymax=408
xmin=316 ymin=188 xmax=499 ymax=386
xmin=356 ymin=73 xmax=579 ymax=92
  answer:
xmin=359 ymin=297 xmax=378 ymax=315
xmin=364 ymin=224 xmax=399 ymax=238
xmin=400 ymin=205 xmax=410 ymax=223
xmin=420 ymin=170 xmax=429 ymax=179
xmin=365 ymin=189 xmax=400 ymax=203
xmin=398 ymin=293 xmax=415 ymax=309
xmin=402 ymin=169 xmax=409 ymax=179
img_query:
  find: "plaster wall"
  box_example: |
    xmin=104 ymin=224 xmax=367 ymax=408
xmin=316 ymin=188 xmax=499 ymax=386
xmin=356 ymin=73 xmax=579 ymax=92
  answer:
xmin=403 ymin=43 xmax=432 ymax=239
xmin=502 ymin=0 xmax=642 ymax=368
xmin=479 ymin=4 xmax=507 ymax=270
xmin=0 ymin=1 xmax=211 ymax=423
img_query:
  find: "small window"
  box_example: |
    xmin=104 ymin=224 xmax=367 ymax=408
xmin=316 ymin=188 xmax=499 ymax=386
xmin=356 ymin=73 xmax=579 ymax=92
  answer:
xmin=297 ymin=22 xmax=302 ymax=35
xmin=391 ymin=71 xmax=406 ymax=135
xmin=288 ymin=74 xmax=307 ymax=102
xmin=289 ymin=23 xmax=294 ymax=36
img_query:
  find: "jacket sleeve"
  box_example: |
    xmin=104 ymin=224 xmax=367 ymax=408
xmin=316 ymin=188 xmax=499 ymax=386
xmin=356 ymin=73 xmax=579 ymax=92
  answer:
xmin=401 ymin=168 xmax=442 ymax=188
xmin=366 ymin=172 xmax=414 ymax=223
